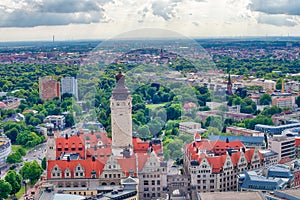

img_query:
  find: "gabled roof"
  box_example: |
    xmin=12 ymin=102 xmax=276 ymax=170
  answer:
xmin=132 ymin=137 xmax=162 ymax=154
xmin=47 ymin=158 xmax=105 ymax=179
xmin=133 ymin=137 xmax=149 ymax=153
xmin=186 ymin=139 xmax=263 ymax=173
xmin=79 ymin=132 xmax=111 ymax=147
xmin=231 ymin=151 xmax=242 ymax=167
xmin=213 ymin=140 xmax=245 ymax=150
xmin=244 ymin=149 xmax=263 ymax=163
xmin=206 ymin=154 xmax=227 ymax=173
xmin=86 ymin=147 xmax=112 ymax=163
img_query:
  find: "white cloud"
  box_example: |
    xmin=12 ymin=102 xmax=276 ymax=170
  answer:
xmin=0 ymin=0 xmax=300 ymax=41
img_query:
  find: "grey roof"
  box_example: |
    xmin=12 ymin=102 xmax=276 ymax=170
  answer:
xmin=53 ymin=194 xmax=85 ymax=200
xmin=198 ymin=191 xmax=264 ymax=200
xmin=208 ymin=135 xmax=264 ymax=144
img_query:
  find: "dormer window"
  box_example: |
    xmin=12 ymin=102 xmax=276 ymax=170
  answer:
xmin=74 ymin=164 xmax=85 ymax=178
xmin=51 ymin=165 xmax=62 ymax=178
xmin=91 ymin=170 xmax=96 ymax=178
xmin=65 ymin=169 xmax=71 ymax=178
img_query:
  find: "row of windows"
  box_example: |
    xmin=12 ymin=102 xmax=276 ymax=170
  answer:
xmin=144 ymin=180 xmax=161 ymax=185
xmin=143 ymin=193 xmax=161 ymax=198
xmin=143 ymin=174 xmax=160 ymax=178
xmin=58 ymin=183 xmax=86 ymax=188
xmin=52 ymin=172 xmax=84 ymax=178
xmin=144 ymin=187 xmax=161 ymax=192
xmin=248 ymin=184 xmax=274 ymax=190
xmin=57 ymin=147 xmax=83 ymax=151
xmin=104 ymin=173 xmax=121 ymax=179
xmin=71 ymin=191 xmax=94 ymax=196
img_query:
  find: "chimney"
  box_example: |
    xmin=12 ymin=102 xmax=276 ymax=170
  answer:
xmin=242 ymin=147 xmax=245 ymax=153
xmin=65 ymin=133 xmax=69 ymax=140
xmin=92 ymin=156 xmax=96 ymax=162
xmin=149 ymin=141 xmax=153 ymax=147
xmin=67 ymin=156 xmax=70 ymax=162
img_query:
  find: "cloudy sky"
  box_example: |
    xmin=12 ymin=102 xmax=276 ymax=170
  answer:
xmin=0 ymin=0 xmax=300 ymax=41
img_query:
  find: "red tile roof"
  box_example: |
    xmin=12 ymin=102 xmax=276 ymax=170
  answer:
xmin=79 ymin=132 xmax=111 ymax=148
xmin=194 ymin=132 xmax=201 ymax=140
xmin=184 ymin=102 xmax=196 ymax=109
xmin=86 ymin=147 xmax=112 ymax=163
xmin=56 ymin=135 xmax=85 ymax=158
xmin=295 ymin=138 xmax=300 ymax=147
xmin=117 ymin=153 xmax=150 ymax=177
xmin=47 ymin=158 xmax=105 ymax=179
xmin=133 ymin=138 xmax=149 ymax=153
xmin=0 ymin=102 xmax=7 ymax=108
xmin=206 ymin=155 xmax=227 ymax=173
xmin=186 ymin=139 xmax=263 ymax=173
xmin=132 ymin=138 xmax=162 ymax=154
xmin=279 ymin=157 xmax=292 ymax=164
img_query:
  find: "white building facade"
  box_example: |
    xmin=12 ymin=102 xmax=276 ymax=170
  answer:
xmin=61 ymin=77 xmax=78 ymax=99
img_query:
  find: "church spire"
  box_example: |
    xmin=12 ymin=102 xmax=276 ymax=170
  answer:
xmin=227 ymin=73 xmax=233 ymax=96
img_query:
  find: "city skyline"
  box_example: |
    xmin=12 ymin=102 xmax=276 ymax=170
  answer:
xmin=1 ymin=0 xmax=300 ymax=41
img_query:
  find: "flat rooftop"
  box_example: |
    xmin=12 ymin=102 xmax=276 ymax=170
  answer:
xmin=198 ymin=191 xmax=264 ymax=200
xmin=280 ymin=190 xmax=300 ymax=198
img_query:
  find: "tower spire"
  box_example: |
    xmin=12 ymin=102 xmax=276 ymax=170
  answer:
xmin=227 ymin=73 xmax=233 ymax=96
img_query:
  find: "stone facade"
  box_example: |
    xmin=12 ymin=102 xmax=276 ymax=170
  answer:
xmin=110 ymin=70 xmax=133 ymax=154
xmin=184 ymin=137 xmax=264 ymax=197
xmin=138 ymin=152 xmax=167 ymax=199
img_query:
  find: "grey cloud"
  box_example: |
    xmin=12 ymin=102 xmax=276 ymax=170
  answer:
xmin=0 ymin=0 xmax=111 ymax=27
xmin=257 ymin=14 xmax=297 ymax=27
xmin=34 ymin=0 xmax=102 ymax=13
xmin=192 ymin=22 xmax=199 ymax=26
xmin=151 ymin=0 xmax=178 ymax=21
xmin=0 ymin=9 xmax=106 ymax=27
xmin=249 ymin=0 xmax=300 ymax=15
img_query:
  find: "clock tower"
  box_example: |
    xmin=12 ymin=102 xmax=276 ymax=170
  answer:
xmin=110 ymin=68 xmax=132 ymax=156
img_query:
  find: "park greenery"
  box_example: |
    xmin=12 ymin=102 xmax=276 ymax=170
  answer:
xmin=0 ymin=160 xmax=45 ymax=199
xmin=0 ymin=179 xmax=12 ymax=199
xmin=0 ymin=41 xmax=298 ymax=163
xmin=5 ymin=170 xmax=22 ymax=196
xmin=19 ymin=161 xmax=43 ymax=185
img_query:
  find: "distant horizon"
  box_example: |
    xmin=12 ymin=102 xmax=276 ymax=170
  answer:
xmin=1 ymin=1 xmax=300 ymax=43
xmin=1 ymin=35 xmax=300 ymax=44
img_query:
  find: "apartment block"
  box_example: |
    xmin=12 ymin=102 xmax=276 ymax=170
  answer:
xmin=269 ymin=135 xmax=295 ymax=161
xmin=39 ymin=76 xmax=60 ymax=101
xmin=61 ymin=77 xmax=78 ymax=99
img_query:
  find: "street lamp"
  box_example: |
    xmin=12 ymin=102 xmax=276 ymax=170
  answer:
xmin=23 ymin=179 xmax=28 ymax=196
